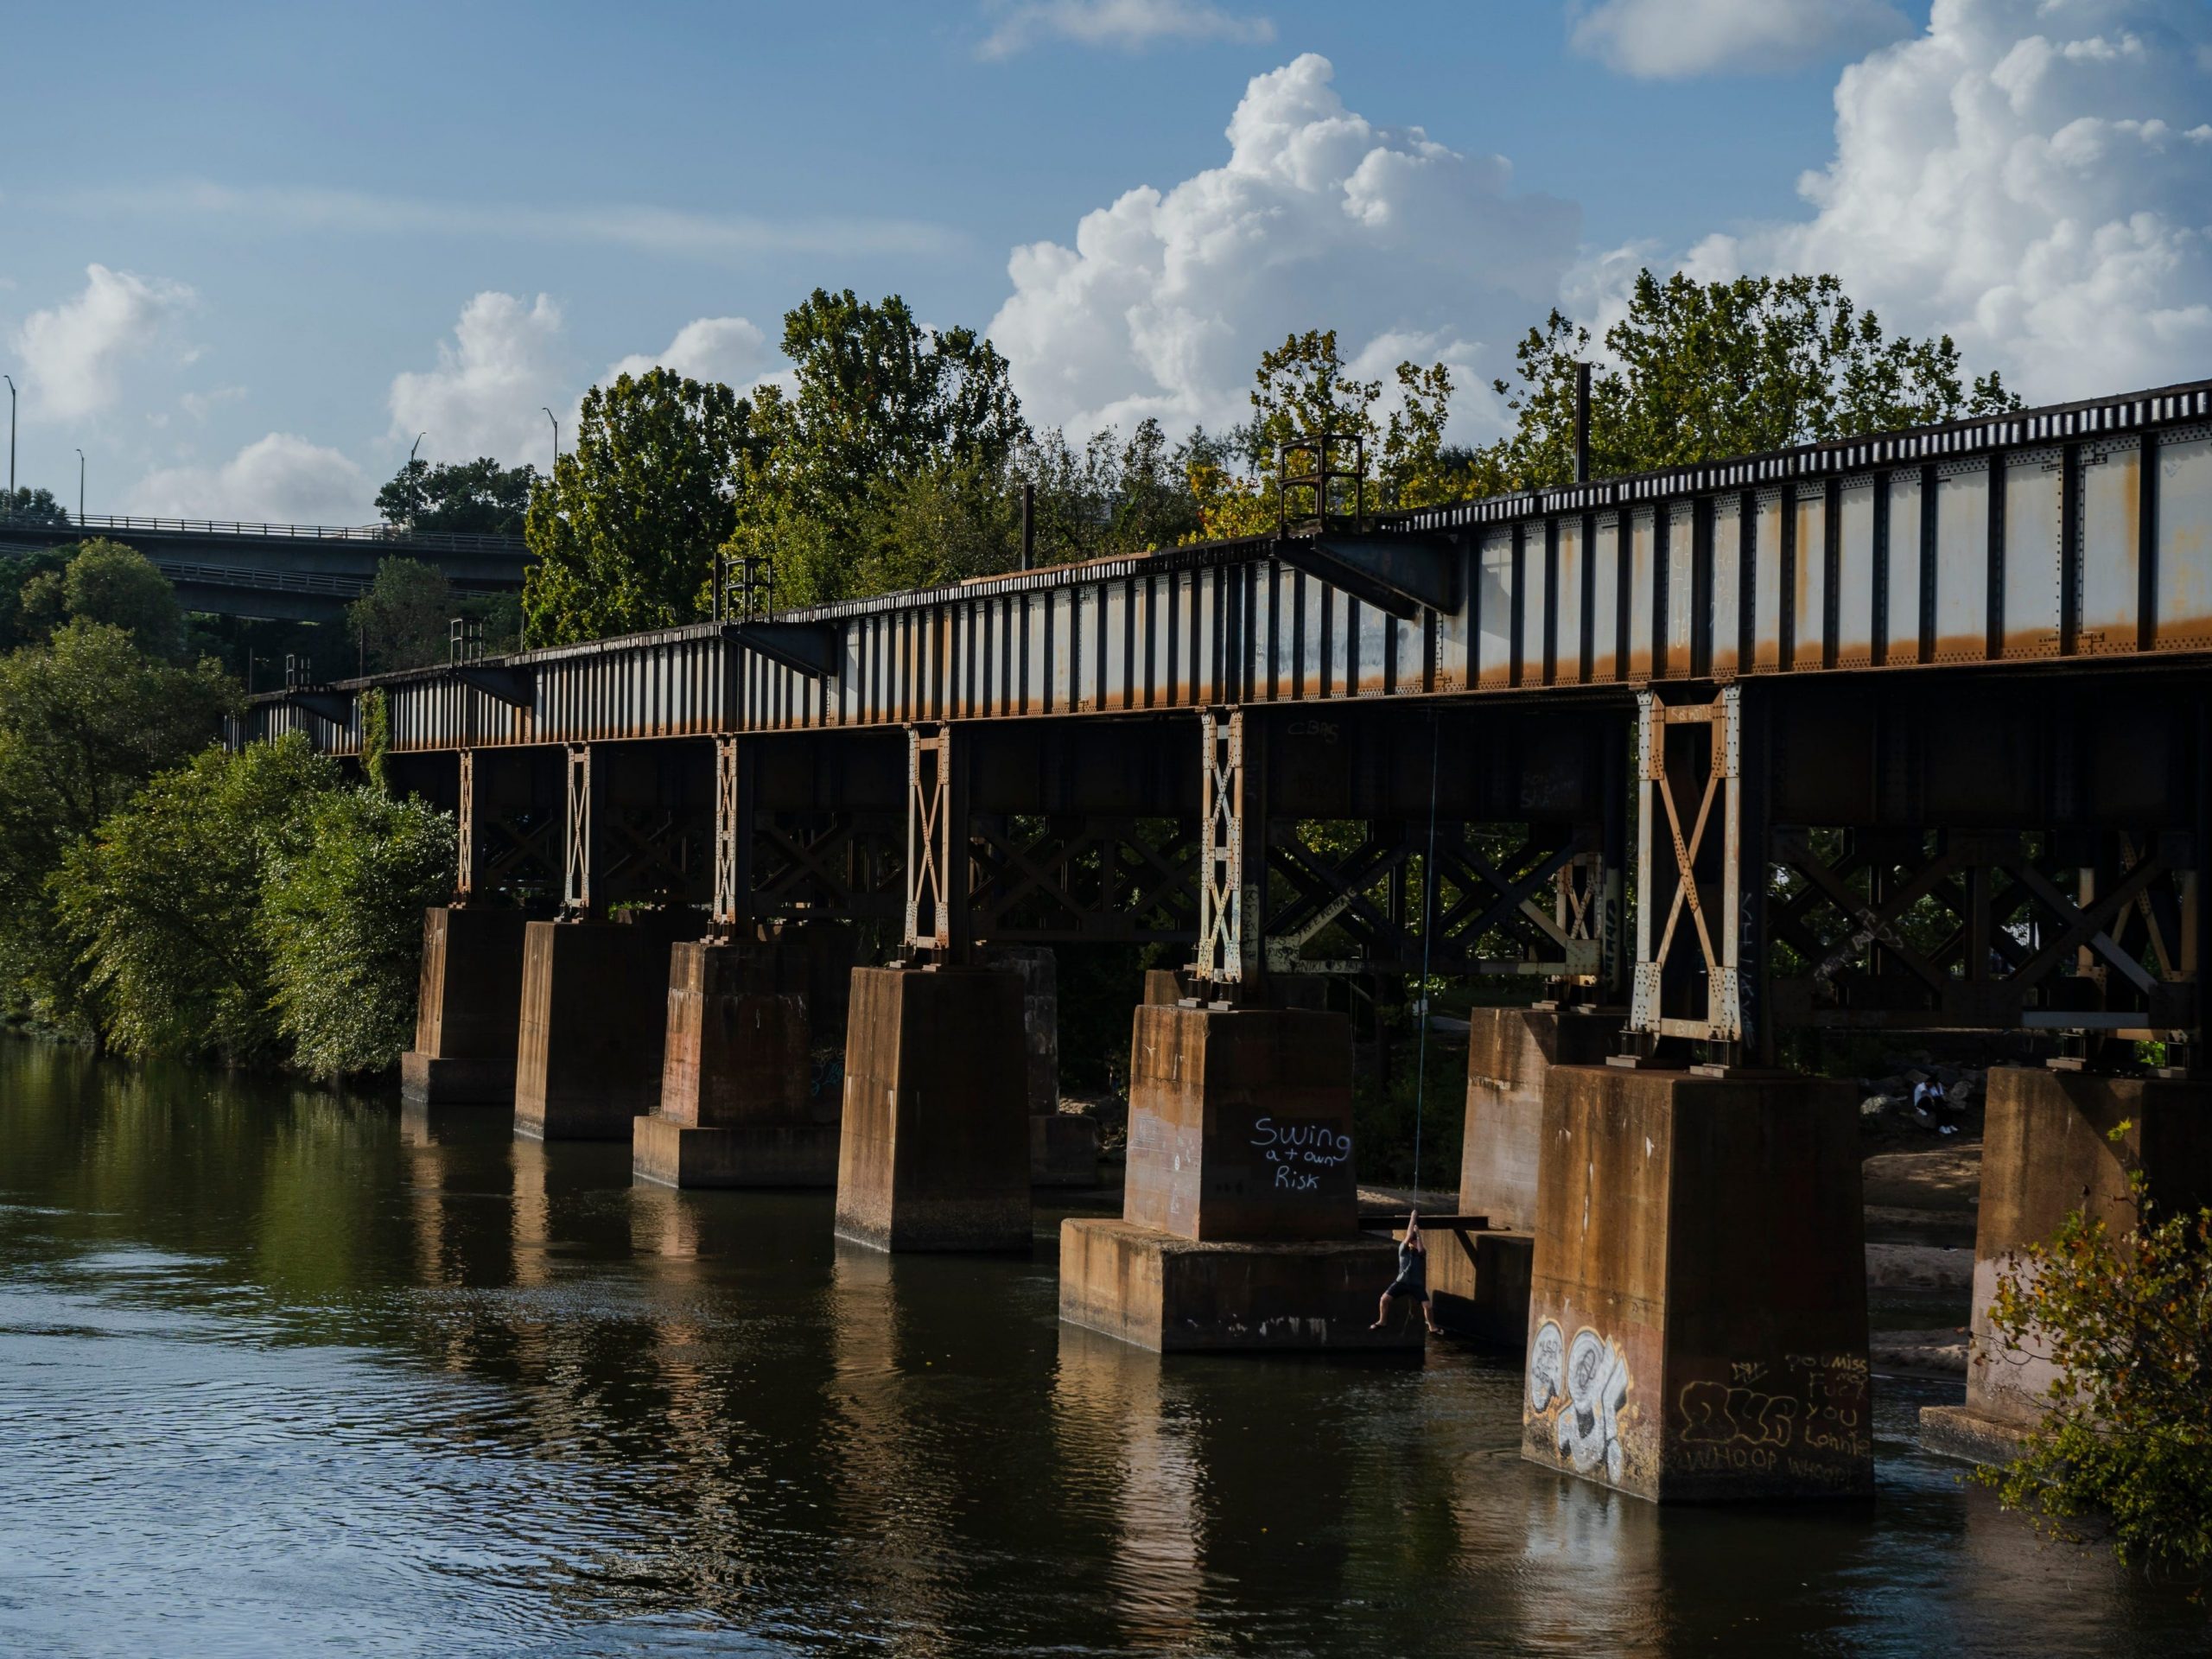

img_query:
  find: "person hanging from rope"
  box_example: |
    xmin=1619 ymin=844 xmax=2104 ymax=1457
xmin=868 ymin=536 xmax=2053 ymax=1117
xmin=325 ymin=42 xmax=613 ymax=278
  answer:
xmin=1372 ymin=1209 xmax=1441 ymax=1334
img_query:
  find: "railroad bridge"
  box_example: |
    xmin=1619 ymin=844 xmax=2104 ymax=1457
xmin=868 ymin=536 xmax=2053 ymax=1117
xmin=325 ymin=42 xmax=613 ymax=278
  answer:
xmin=232 ymin=377 xmax=2212 ymax=1503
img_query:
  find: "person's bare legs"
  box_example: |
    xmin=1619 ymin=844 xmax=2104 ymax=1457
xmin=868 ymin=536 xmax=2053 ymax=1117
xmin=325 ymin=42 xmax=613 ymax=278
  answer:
xmin=1419 ymin=1298 xmax=1442 ymax=1336
xmin=1370 ymin=1293 xmax=1396 ymax=1330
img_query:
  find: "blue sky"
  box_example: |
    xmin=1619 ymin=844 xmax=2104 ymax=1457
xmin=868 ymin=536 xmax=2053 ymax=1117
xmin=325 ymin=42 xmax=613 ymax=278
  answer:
xmin=4 ymin=0 xmax=2209 ymax=521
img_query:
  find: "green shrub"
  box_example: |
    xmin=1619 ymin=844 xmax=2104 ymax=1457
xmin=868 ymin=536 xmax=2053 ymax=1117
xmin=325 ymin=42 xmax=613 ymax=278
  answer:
xmin=53 ymin=735 xmax=340 ymax=1062
xmin=1980 ymin=1157 xmax=2212 ymax=1584
xmin=261 ymin=786 xmax=454 ymax=1078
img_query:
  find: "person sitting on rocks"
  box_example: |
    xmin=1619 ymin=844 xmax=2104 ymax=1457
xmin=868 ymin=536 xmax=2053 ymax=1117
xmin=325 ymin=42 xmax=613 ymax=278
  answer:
xmin=1372 ymin=1210 xmax=1441 ymax=1334
xmin=1912 ymin=1078 xmax=1958 ymax=1136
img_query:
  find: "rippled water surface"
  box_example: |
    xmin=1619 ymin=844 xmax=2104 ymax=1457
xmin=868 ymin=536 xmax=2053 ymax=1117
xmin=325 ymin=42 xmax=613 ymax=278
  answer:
xmin=0 ymin=1038 xmax=2198 ymax=1656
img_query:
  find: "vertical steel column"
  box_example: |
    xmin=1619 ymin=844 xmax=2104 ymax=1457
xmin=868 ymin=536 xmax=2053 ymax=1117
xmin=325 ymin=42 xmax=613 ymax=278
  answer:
xmin=1193 ymin=708 xmax=1268 ymax=989
xmin=711 ymin=735 xmax=754 ymax=936
xmin=561 ymin=743 xmax=603 ymax=918
xmin=454 ymin=748 xmax=479 ymax=905
xmin=1628 ymin=686 xmax=1750 ymax=1051
xmin=904 ymin=723 xmax=971 ymax=962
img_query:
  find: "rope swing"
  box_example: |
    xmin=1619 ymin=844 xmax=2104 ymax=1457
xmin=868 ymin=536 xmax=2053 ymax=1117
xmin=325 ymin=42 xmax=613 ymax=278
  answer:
xmin=1410 ymin=709 xmax=1442 ymax=1199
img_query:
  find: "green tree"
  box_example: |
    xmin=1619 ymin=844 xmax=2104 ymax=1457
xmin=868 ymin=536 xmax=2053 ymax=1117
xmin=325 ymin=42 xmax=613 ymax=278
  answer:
xmin=376 ymin=456 xmax=538 ymax=536
xmin=522 ymin=369 xmax=754 ymax=645
xmin=734 ymin=289 xmax=1026 ymax=607
xmin=1477 ymin=270 xmax=2021 ymax=492
xmin=1 ymin=486 xmax=68 ymax=525
xmin=348 ymin=556 xmax=454 ymax=671
xmin=53 ymin=734 xmax=334 ymax=1061
xmin=261 ymin=785 xmax=455 ymax=1078
xmin=56 ymin=540 xmax=183 ymax=658
xmin=0 ymin=548 xmax=71 ymax=652
xmin=1980 ymin=1165 xmax=2212 ymax=1583
xmin=0 ymin=622 xmax=236 ymax=1030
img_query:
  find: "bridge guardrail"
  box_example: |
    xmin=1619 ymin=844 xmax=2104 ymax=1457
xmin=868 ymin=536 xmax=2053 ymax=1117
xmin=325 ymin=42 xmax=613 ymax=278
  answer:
xmin=0 ymin=510 xmax=527 ymax=557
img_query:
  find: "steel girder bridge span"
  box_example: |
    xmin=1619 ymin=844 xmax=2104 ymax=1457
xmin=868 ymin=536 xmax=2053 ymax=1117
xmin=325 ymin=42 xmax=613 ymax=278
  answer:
xmin=232 ymin=377 xmax=2212 ymax=1500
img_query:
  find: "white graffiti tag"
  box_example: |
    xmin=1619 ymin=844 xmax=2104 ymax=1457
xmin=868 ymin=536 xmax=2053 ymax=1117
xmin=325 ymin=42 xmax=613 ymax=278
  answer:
xmin=1527 ymin=1320 xmax=1631 ymax=1484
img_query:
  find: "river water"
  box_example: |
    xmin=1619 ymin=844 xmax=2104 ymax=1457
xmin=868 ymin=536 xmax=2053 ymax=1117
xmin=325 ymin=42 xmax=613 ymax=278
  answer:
xmin=0 ymin=1037 xmax=2197 ymax=1657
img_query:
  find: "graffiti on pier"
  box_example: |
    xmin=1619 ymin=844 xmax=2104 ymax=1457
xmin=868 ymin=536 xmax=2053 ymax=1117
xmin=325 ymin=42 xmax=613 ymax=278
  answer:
xmin=1527 ymin=1320 xmax=1631 ymax=1484
xmin=1249 ymin=1116 xmax=1351 ymax=1194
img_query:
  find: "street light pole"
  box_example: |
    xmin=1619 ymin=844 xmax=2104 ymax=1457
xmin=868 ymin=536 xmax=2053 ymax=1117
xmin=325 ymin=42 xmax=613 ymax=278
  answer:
xmin=3 ymin=374 xmax=16 ymax=505
xmin=410 ymin=432 xmax=426 ymax=466
xmin=543 ymin=407 xmax=559 ymax=472
xmin=75 ymin=448 xmax=85 ymax=524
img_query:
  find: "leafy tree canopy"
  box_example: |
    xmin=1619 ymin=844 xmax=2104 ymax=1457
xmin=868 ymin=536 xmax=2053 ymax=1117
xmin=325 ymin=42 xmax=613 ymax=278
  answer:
xmin=54 ymin=734 xmax=340 ymax=1062
xmin=1 ymin=486 xmax=68 ymax=525
xmin=1475 ymin=270 xmax=2022 ymax=493
xmin=376 ymin=456 xmax=537 ymax=537
xmin=522 ymin=369 xmax=754 ymax=647
xmin=348 ymin=556 xmax=454 ymax=673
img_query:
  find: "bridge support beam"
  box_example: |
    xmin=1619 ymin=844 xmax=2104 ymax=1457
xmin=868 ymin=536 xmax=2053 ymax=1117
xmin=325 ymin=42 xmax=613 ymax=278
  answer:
xmin=400 ymin=906 xmax=531 ymax=1104
xmin=633 ymin=937 xmax=836 ymax=1187
xmin=1428 ymin=1006 xmax=1619 ymax=1344
xmin=1922 ymin=1065 xmax=2212 ymax=1464
xmin=980 ymin=944 xmax=1097 ymax=1187
xmin=514 ymin=912 xmax=704 ymax=1141
xmin=1522 ymin=1065 xmax=1871 ymax=1502
xmin=833 ymin=964 xmax=1032 ymax=1250
xmin=1060 ymin=1001 xmax=1413 ymax=1351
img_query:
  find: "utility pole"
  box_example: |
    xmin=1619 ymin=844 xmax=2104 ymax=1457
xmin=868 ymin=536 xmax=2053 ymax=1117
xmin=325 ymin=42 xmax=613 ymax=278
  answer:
xmin=543 ymin=408 xmax=559 ymax=472
xmin=75 ymin=448 xmax=85 ymax=524
xmin=3 ymin=374 xmax=16 ymax=505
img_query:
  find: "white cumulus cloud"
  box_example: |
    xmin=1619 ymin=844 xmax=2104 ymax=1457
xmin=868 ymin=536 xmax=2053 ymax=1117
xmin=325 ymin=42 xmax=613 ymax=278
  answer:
xmin=11 ymin=263 xmax=195 ymax=421
xmin=1570 ymin=0 xmax=1910 ymax=79
xmin=1688 ymin=0 xmax=2212 ymax=402
xmin=130 ymin=433 xmax=369 ymax=523
xmin=979 ymin=0 xmax=1274 ymax=59
xmin=601 ymin=316 xmax=776 ymax=391
xmin=986 ymin=53 xmax=1578 ymax=442
xmin=387 ymin=291 xmax=569 ymax=470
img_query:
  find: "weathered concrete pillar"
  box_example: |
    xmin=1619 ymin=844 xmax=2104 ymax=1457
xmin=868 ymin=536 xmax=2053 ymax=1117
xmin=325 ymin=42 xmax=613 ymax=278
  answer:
xmin=833 ymin=965 xmax=1032 ymax=1251
xmin=400 ymin=906 xmax=531 ymax=1104
xmin=514 ymin=911 xmax=705 ymax=1141
xmin=632 ymin=938 xmax=838 ymax=1187
xmin=1921 ymin=1066 xmax=2212 ymax=1463
xmin=1059 ymin=1001 xmax=1414 ymax=1352
xmin=1522 ymin=1065 xmax=1872 ymax=1502
xmin=982 ymin=944 xmax=1100 ymax=1187
xmin=1430 ymin=1007 xmax=1620 ymax=1344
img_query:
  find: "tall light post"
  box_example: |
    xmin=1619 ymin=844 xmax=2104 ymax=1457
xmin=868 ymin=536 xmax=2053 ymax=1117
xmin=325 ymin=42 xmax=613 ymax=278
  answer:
xmin=75 ymin=448 xmax=85 ymax=524
xmin=3 ymin=374 xmax=16 ymax=506
xmin=543 ymin=407 xmax=559 ymax=473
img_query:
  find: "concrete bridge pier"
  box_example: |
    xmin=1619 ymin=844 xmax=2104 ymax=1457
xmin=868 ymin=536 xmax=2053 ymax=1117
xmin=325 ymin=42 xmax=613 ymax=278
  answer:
xmin=1922 ymin=1065 xmax=2212 ymax=1463
xmin=1521 ymin=1064 xmax=1872 ymax=1502
xmin=1429 ymin=1006 xmax=1619 ymax=1344
xmin=633 ymin=933 xmax=838 ymax=1187
xmin=981 ymin=944 xmax=1099 ymax=1187
xmin=400 ymin=906 xmax=531 ymax=1104
xmin=832 ymin=963 xmax=1032 ymax=1250
xmin=1060 ymin=997 xmax=1413 ymax=1351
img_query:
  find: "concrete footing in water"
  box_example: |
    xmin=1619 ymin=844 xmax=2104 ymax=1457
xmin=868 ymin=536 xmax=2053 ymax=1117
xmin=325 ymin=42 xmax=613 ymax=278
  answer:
xmin=982 ymin=944 xmax=1100 ymax=1188
xmin=1059 ymin=1001 xmax=1415 ymax=1353
xmin=400 ymin=906 xmax=531 ymax=1105
xmin=632 ymin=937 xmax=838 ymax=1189
xmin=514 ymin=912 xmax=704 ymax=1141
xmin=1430 ymin=1006 xmax=1619 ymax=1345
xmin=833 ymin=965 xmax=1032 ymax=1252
xmin=1522 ymin=1064 xmax=1872 ymax=1503
xmin=1921 ymin=1065 xmax=2212 ymax=1465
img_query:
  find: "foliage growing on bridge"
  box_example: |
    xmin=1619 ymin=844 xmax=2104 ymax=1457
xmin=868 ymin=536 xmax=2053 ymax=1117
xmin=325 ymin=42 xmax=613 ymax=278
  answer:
xmin=1980 ymin=1164 xmax=2212 ymax=1586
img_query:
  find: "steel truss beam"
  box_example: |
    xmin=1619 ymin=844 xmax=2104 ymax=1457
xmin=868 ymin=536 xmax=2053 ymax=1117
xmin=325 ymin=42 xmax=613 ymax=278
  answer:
xmin=1769 ymin=826 xmax=2199 ymax=1039
xmin=968 ymin=814 xmax=1199 ymax=944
